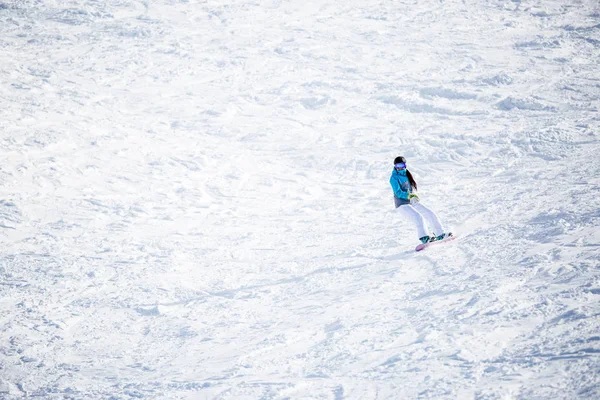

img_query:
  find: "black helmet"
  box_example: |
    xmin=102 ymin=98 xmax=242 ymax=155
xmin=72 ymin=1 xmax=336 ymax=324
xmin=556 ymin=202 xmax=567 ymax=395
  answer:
xmin=394 ymin=156 xmax=406 ymax=164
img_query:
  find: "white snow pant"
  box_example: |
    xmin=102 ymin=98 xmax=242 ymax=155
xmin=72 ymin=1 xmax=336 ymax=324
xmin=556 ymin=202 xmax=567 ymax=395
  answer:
xmin=396 ymin=203 xmax=445 ymax=239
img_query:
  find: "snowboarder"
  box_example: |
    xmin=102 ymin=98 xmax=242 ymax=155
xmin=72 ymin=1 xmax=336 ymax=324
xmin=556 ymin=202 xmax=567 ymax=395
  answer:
xmin=389 ymin=156 xmax=452 ymax=244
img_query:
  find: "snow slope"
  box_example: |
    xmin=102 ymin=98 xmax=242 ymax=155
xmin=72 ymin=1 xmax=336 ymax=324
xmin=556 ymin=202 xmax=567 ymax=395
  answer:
xmin=1 ymin=0 xmax=599 ymax=398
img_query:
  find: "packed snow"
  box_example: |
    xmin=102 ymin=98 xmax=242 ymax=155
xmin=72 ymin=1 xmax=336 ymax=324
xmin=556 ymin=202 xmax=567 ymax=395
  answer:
xmin=1 ymin=0 xmax=599 ymax=398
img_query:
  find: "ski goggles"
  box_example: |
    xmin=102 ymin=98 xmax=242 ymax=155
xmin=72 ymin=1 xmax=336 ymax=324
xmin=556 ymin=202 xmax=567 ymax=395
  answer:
xmin=394 ymin=162 xmax=406 ymax=169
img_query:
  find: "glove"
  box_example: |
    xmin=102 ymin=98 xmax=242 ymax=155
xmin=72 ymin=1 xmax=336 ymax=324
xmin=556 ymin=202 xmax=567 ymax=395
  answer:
xmin=409 ymin=193 xmax=420 ymax=204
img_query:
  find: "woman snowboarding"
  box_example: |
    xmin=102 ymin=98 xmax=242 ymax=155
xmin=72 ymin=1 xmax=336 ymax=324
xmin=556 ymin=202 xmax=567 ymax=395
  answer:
xmin=389 ymin=156 xmax=452 ymax=244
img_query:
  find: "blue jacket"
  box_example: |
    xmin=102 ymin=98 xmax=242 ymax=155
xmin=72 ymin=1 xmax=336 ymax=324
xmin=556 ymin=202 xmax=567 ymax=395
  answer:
xmin=390 ymin=169 xmax=412 ymax=207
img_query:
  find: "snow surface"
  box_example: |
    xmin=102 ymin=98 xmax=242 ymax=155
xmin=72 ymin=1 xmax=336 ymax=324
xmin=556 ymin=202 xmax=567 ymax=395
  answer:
xmin=1 ymin=0 xmax=599 ymax=398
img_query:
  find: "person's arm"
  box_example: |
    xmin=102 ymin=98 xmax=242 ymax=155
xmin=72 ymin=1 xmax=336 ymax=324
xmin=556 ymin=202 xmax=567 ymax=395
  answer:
xmin=390 ymin=175 xmax=408 ymax=199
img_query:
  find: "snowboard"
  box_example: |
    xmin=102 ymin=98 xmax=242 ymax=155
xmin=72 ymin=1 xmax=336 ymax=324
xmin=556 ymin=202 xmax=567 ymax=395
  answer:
xmin=415 ymin=235 xmax=457 ymax=252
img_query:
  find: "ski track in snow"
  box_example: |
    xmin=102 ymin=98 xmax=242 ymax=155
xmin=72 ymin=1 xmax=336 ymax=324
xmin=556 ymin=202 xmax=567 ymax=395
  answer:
xmin=1 ymin=0 xmax=599 ymax=399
